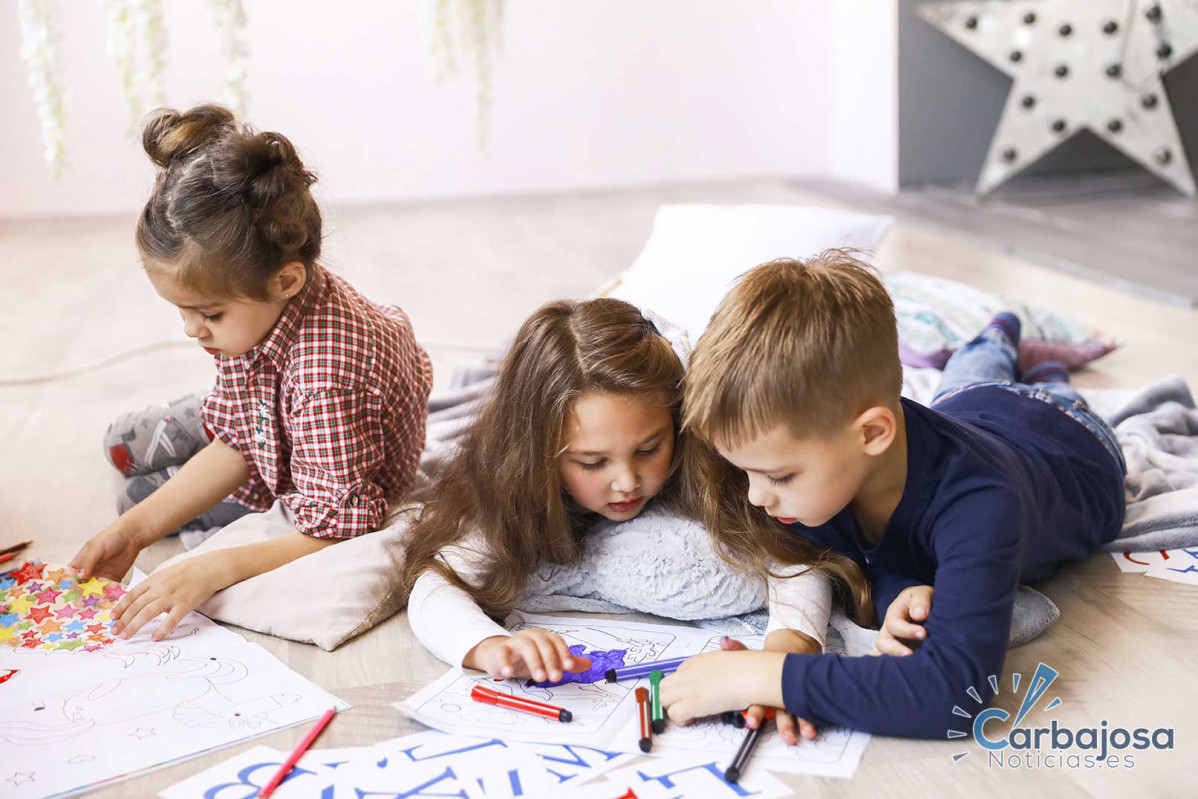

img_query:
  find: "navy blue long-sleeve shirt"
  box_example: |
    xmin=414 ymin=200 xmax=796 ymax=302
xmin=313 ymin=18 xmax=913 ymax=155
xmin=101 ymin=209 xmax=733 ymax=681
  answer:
xmin=780 ymin=391 xmax=1125 ymax=738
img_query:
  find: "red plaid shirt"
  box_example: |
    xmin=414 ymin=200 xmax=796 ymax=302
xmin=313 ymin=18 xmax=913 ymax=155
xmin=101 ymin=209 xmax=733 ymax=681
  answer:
xmin=201 ymin=267 xmax=432 ymax=539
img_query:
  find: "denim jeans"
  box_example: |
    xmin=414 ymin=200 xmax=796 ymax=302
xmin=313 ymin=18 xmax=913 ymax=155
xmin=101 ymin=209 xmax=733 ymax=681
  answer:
xmin=931 ymin=326 xmax=1126 ymax=474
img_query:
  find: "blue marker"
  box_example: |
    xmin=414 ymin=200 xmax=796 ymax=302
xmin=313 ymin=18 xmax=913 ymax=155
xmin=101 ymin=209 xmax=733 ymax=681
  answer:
xmin=604 ymin=656 xmax=690 ymax=683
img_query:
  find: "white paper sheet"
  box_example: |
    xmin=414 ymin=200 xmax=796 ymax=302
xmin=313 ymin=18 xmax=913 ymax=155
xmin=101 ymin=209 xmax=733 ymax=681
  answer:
xmin=394 ymin=612 xmax=870 ymax=779
xmin=0 ymin=571 xmax=348 ymax=799
xmin=1144 ymin=547 xmax=1198 ymax=585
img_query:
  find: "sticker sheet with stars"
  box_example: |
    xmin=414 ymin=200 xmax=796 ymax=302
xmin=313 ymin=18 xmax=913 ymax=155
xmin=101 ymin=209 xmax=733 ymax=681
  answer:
xmin=0 ymin=561 xmax=125 ymax=653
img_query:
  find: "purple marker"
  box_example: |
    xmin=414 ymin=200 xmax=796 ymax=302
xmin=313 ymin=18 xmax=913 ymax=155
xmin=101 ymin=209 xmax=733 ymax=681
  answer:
xmin=604 ymin=655 xmax=690 ymax=683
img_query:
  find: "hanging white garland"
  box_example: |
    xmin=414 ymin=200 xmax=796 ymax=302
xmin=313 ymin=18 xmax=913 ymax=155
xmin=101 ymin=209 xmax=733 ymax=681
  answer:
xmin=102 ymin=0 xmax=167 ymax=135
xmin=207 ymin=0 xmax=249 ymax=119
xmin=431 ymin=0 xmax=505 ymax=150
xmin=17 ymin=0 xmax=68 ymax=177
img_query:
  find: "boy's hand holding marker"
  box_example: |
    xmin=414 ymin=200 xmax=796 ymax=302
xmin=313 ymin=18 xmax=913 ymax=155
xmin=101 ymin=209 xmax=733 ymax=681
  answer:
xmin=722 ymin=634 xmax=819 ymax=743
xmin=873 ymin=585 xmax=934 ymax=657
xmin=467 ymin=628 xmax=592 ymax=682
xmin=661 ymin=629 xmax=821 ymax=741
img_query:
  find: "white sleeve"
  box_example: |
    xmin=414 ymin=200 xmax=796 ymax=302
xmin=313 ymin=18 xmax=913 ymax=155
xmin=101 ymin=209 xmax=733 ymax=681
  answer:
xmin=764 ymin=565 xmax=832 ymax=649
xmin=407 ymin=538 xmax=511 ymax=668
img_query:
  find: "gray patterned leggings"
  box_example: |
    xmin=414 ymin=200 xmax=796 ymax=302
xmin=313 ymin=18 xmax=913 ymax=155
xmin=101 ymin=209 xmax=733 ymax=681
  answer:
xmin=103 ymin=391 xmax=252 ymax=533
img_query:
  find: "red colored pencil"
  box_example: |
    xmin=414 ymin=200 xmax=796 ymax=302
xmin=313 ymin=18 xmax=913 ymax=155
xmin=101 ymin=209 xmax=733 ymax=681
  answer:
xmin=258 ymin=707 xmax=336 ymax=798
xmin=470 ymin=684 xmax=573 ymax=722
xmin=0 ymin=553 xmax=14 ymax=566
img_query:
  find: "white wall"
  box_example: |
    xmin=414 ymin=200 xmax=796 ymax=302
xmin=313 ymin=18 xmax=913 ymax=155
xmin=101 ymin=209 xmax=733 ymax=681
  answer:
xmin=830 ymin=0 xmax=899 ymax=193
xmin=1 ymin=1 xmax=892 ymax=219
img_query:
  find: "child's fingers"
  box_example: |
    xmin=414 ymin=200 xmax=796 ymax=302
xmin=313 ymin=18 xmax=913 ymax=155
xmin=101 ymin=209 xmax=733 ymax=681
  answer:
xmin=513 ymin=638 xmax=548 ymax=681
xmin=776 ymin=710 xmax=798 ymax=744
xmin=152 ymin=607 xmax=189 ymax=642
xmin=744 ymin=705 xmax=767 ymax=730
xmin=112 ymin=581 xmax=151 ymax=621
xmin=719 ymin=636 xmax=748 ymax=651
xmin=885 ymin=617 xmax=927 ymax=641
xmin=873 ymin=630 xmax=914 ymax=657
xmin=493 ymin=643 xmax=516 ymax=678
xmin=547 ymin=634 xmax=580 ymax=672
xmin=529 ymin=633 xmax=567 ymax=680
xmin=796 ymin=716 xmax=817 ymax=740
xmin=118 ymin=597 xmax=170 ymax=640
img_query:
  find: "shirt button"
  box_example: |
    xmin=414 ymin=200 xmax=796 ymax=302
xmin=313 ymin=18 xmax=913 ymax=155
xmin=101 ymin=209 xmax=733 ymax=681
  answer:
xmin=349 ymin=494 xmax=359 ymax=507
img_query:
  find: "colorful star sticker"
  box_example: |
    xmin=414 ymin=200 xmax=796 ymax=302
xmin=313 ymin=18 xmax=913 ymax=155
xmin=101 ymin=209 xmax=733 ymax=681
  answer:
xmin=84 ymin=623 xmax=106 ymax=635
xmin=26 ymin=606 xmax=52 ymax=624
xmin=76 ymin=607 xmax=98 ymax=621
xmin=56 ymin=638 xmax=85 ymax=651
xmin=0 ymin=612 xmax=18 ymax=628
xmin=33 ymin=586 xmax=62 ymax=604
xmin=77 ymin=577 xmax=107 ymax=597
xmin=45 ymin=567 xmax=70 ymax=583
xmin=9 ymin=562 xmax=45 ymax=584
xmin=37 ymin=618 xmax=64 ymax=635
xmin=5 ymin=595 xmax=34 ymax=615
xmin=0 ymin=627 xmax=15 ymax=645
xmin=103 ymin=583 xmax=126 ymax=602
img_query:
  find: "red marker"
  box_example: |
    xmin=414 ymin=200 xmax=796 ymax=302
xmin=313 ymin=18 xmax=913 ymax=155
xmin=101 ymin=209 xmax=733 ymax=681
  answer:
xmin=635 ymin=686 xmax=653 ymax=752
xmin=470 ymin=684 xmax=573 ymax=722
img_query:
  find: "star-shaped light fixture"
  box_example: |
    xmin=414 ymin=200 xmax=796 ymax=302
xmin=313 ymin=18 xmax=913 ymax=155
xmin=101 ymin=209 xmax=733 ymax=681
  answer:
xmin=919 ymin=0 xmax=1198 ymax=195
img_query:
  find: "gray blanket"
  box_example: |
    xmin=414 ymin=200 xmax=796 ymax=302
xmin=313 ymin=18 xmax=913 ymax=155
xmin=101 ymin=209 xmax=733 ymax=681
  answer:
xmin=420 ymin=360 xmax=1198 ymax=654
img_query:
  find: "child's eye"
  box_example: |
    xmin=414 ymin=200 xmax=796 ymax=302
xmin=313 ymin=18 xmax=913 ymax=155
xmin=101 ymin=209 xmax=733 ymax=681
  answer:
xmin=578 ymin=460 xmax=606 ymax=471
xmin=202 ymin=313 xmax=223 ymax=323
xmin=769 ymin=474 xmax=794 ymax=486
xmin=636 ymin=445 xmax=661 ymax=457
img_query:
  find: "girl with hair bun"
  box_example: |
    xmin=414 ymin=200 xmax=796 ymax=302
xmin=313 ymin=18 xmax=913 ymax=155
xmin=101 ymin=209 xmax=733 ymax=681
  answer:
xmin=71 ymin=104 xmax=433 ymax=641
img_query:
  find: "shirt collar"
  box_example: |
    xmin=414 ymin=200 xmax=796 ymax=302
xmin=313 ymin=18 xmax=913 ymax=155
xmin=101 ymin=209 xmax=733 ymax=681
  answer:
xmin=244 ymin=266 xmax=328 ymax=370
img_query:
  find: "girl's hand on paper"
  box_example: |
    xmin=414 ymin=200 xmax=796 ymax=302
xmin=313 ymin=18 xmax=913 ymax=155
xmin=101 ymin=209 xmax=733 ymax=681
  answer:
xmin=721 ymin=634 xmax=817 ymax=744
xmin=873 ymin=584 xmax=934 ymax=656
xmin=111 ymin=552 xmax=230 ymax=641
xmin=468 ymin=629 xmax=592 ymax=682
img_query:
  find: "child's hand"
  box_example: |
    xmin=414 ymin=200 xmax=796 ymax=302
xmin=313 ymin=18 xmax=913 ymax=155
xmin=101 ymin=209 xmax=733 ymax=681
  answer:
xmin=722 ymin=633 xmax=818 ymax=743
xmin=111 ymin=552 xmax=231 ymax=641
xmin=469 ymin=629 xmax=592 ymax=682
xmin=874 ymin=584 xmax=935 ymax=656
xmin=70 ymin=520 xmax=145 ymax=582
xmin=660 ymin=650 xmax=786 ymax=725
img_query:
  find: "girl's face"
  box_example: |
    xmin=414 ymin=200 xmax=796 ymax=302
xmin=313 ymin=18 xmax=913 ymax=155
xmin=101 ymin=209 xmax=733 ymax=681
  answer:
xmin=145 ymin=265 xmax=300 ymax=358
xmin=558 ymin=391 xmax=676 ymax=522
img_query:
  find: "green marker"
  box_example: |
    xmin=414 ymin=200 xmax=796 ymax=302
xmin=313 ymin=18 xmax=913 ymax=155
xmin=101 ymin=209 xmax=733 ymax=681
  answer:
xmin=649 ymin=670 xmax=666 ymax=733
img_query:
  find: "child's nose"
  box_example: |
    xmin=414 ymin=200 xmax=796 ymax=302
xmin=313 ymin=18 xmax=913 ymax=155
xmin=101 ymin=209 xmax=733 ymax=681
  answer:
xmin=611 ymin=462 xmax=639 ymax=493
xmin=746 ymin=480 xmax=771 ymax=509
xmin=181 ymin=316 xmax=206 ymax=339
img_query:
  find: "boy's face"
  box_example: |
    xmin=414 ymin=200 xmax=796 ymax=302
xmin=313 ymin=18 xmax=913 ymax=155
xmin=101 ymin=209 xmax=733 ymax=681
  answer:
xmin=715 ymin=422 xmax=869 ymax=528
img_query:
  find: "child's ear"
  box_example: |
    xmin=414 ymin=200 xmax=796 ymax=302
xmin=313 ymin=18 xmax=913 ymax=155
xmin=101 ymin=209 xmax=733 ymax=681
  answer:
xmin=856 ymin=406 xmax=897 ymax=456
xmin=273 ymin=261 xmax=307 ymax=301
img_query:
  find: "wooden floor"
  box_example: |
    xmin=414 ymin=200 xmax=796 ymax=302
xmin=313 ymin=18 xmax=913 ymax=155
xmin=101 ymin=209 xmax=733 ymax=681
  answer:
xmin=2 ymin=179 xmax=1196 ymax=798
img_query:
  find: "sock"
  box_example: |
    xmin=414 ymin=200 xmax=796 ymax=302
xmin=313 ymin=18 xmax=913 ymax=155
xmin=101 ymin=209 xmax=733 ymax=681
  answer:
xmin=987 ymin=311 xmax=1022 ymax=347
xmin=1023 ymin=360 xmax=1070 ymax=385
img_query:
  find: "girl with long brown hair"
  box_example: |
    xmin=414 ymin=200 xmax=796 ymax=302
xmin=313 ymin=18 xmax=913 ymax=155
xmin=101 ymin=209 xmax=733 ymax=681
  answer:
xmin=402 ymin=296 xmax=873 ymax=745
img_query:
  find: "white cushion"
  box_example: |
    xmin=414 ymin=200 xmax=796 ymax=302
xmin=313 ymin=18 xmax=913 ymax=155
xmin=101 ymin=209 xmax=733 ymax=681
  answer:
xmin=606 ymin=204 xmax=894 ymax=342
